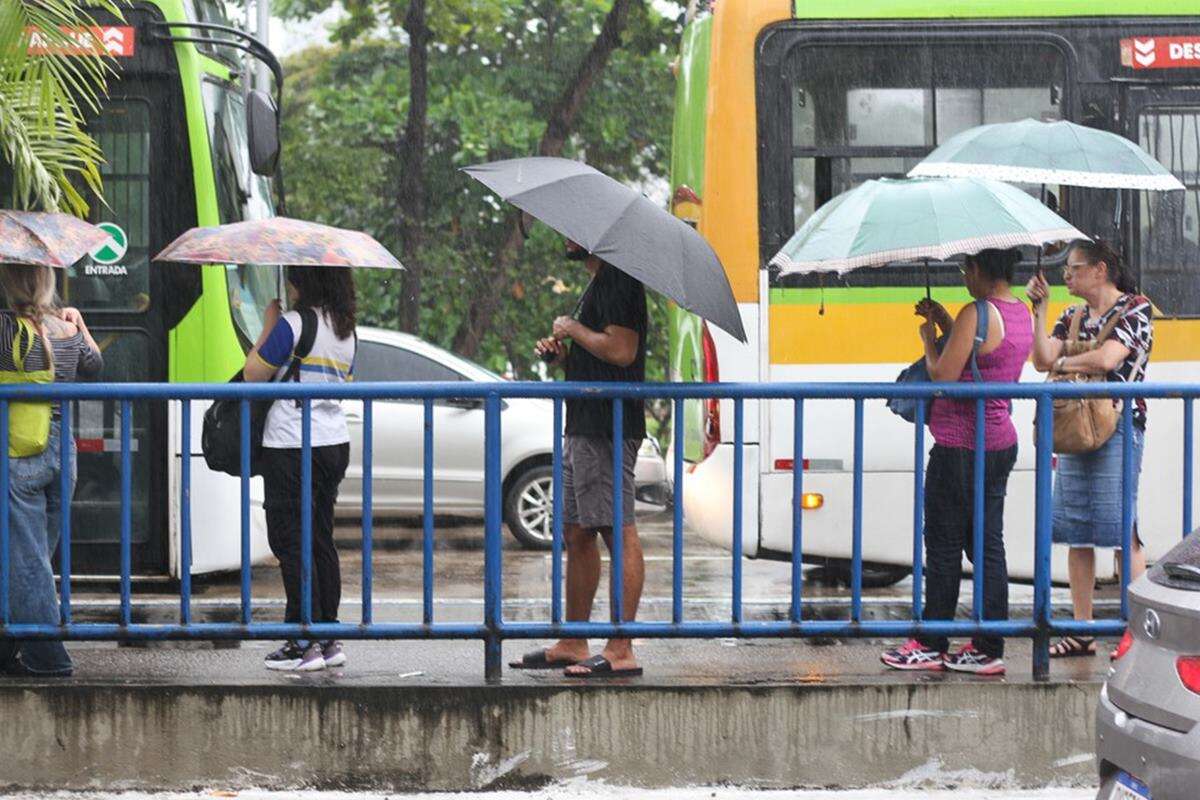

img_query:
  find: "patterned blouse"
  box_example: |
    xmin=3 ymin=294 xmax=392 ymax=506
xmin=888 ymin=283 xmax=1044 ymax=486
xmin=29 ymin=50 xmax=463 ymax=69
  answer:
xmin=1051 ymin=293 xmax=1154 ymax=428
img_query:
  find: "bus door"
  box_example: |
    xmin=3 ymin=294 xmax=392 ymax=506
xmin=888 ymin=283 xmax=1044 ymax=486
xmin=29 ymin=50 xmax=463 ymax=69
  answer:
xmin=1122 ymin=85 xmax=1200 ymax=319
xmin=66 ymin=24 xmax=198 ymax=576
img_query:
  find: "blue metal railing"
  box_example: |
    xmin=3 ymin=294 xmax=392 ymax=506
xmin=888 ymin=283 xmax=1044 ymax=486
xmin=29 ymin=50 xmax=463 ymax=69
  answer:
xmin=0 ymin=379 xmax=1195 ymax=681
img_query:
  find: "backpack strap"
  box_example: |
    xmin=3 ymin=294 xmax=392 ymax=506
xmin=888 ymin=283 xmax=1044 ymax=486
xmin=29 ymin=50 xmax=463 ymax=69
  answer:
xmin=968 ymin=298 xmax=989 ymax=384
xmin=1095 ymin=296 xmax=1133 ymax=346
xmin=279 ymin=307 xmax=318 ymax=406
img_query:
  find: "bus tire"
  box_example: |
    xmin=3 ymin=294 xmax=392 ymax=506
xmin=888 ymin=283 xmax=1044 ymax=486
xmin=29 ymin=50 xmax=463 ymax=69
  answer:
xmin=503 ymin=463 xmax=555 ymax=551
xmin=824 ymin=559 xmax=911 ymax=589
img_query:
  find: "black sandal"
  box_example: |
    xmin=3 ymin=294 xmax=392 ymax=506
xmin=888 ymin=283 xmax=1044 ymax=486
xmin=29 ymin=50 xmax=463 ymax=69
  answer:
xmin=1049 ymin=636 xmax=1096 ymax=658
xmin=563 ymin=654 xmax=643 ymax=679
xmin=508 ymin=648 xmax=579 ymax=670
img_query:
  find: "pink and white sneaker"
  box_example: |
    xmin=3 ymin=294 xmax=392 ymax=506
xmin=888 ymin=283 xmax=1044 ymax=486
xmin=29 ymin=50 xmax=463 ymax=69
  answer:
xmin=944 ymin=644 xmax=1006 ymax=676
xmin=880 ymin=639 xmax=946 ymax=671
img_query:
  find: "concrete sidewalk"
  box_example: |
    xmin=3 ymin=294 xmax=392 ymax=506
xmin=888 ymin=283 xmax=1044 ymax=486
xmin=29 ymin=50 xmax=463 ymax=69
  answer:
xmin=0 ymin=637 xmax=1109 ymax=791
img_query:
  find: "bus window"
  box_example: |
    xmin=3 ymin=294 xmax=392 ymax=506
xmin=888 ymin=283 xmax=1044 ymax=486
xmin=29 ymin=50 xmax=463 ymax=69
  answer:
xmin=68 ymin=99 xmax=153 ymax=313
xmin=1137 ymin=109 xmax=1200 ymax=317
xmin=771 ymin=39 xmax=1067 ymax=278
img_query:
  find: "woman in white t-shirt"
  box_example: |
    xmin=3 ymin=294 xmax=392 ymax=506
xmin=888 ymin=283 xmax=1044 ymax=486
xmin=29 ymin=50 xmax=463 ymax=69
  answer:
xmin=244 ymin=266 xmax=357 ymax=672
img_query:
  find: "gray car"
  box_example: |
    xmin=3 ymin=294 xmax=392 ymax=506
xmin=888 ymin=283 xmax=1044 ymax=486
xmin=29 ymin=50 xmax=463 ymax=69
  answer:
xmin=1096 ymin=529 xmax=1200 ymax=800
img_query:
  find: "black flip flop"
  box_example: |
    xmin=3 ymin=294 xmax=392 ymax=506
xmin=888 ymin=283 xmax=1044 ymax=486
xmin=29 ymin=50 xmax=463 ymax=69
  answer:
xmin=509 ymin=648 xmax=578 ymax=670
xmin=1049 ymin=636 xmax=1096 ymax=658
xmin=563 ymin=654 xmax=643 ymax=679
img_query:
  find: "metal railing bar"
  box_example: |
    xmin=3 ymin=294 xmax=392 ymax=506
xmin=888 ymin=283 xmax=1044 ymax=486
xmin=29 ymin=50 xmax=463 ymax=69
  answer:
xmin=119 ymin=401 xmax=132 ymax=627
xmin=0 ymin=403 xmax=8 ymax=625
xmin=673 ymin=397 xmax=685 ymax=626
xmin=551 ymin=398 xmax=564 ymax=626
xmin=482 ymin=393 xmax=503 ymax=679
xmin=58 ymin=401 xmax=71 ymax=625
xmin=611 ymin=399 xmax=624 ymax=625
xmin=300 ymin=400 xmax=313 ymax=627
xmin=180 ymin=399 xmax=192 ymax=626
xmin=1185 ymin=397 xmax=1193 ymax=538
xmin=790 ymin=398 xmax=803 ymax=624
xmin=1120 ymin=401 xmax=1135 ymax=621
xmin=732 ymin=398 xmax=744 ymax=625
xmin=972 ymin=398 xmax=985 ymax=623
xmin=912 ymin=401 xmax=925 ymax=622
xmin=851 ymin=398 xmax=864 ymax=623
xmin=362 ymin=399 xmax=374 ymax=625
xmin=1032 ymin=395 xmax=1054 ymax=680
xmin=423 ymin=398 xmax=434 ymax=626
xmin=239 ymin=399 xmax=252 ymax=625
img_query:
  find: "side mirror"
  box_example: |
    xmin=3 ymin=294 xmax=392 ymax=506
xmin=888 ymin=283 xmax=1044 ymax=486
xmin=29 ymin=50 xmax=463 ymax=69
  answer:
xmin=246 ymin=89 xmax=280 ymax=177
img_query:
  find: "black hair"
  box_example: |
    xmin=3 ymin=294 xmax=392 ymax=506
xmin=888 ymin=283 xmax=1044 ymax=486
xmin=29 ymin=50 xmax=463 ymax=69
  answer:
xmin=1067 ymin=239 xmax=1138 ymax=294
xmin=965 ymin=248 xmax=1020 ymax=283
xmin=286 ymin=266 xmax=357 ymax=340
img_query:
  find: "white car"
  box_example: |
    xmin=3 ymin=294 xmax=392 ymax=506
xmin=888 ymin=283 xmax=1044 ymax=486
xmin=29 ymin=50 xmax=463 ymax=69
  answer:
xmin=335 ymin=327 xmax=668 ymax=549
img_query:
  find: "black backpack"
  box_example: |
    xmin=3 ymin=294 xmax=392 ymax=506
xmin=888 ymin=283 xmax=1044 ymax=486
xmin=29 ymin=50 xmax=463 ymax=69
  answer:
xmin=202 ymin=308 xmax=318 ymax=477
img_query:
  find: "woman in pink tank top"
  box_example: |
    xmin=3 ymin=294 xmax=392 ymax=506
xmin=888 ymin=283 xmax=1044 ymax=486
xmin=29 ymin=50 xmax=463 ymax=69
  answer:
xmin=882 ymin=248 xmax=1033 ymax=677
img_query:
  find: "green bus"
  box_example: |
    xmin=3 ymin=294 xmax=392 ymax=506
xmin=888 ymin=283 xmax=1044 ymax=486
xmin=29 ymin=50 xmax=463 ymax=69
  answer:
xmin=13 ymin=0 xmax=285 ymax=577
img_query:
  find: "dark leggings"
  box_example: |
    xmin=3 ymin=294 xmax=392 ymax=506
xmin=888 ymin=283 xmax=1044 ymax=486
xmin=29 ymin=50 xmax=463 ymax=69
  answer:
xmin=917 ymin=444 xmax=1017 ymax=658
xmin=262 ymin=444 xmax=349 ymax=626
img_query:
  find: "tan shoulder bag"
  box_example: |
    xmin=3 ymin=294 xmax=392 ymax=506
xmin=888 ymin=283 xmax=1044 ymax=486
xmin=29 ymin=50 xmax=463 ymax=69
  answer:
xmin=1048 ymin=301 xmax=1128 ymax=455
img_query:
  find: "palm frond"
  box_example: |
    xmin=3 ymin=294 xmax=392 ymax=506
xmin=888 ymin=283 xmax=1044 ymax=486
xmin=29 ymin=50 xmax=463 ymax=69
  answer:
xmin=0 ymin=0 xmax=123 ymax=215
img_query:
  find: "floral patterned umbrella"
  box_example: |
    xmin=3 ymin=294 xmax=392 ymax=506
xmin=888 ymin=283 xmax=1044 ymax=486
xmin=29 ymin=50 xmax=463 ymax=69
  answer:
xmin=153 ymin=217 xmax=403 ymax=269
xmin=0 ymin=210 xmax=110 ymax=268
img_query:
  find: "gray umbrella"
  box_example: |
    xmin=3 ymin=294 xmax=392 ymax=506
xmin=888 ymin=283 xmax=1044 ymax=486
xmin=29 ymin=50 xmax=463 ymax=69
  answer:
xmin=462 ymin=157 xmax=747 ymax=343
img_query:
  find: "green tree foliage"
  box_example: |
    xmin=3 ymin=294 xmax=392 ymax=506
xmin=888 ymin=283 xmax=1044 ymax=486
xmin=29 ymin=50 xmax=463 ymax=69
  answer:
xmin=280 ymin=1 xmax=679 ymax=379
xmin=0 ymin=0 xmax=121 ymax=215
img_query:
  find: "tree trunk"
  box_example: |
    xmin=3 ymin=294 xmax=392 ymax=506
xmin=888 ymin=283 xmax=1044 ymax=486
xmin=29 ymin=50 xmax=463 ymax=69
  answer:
xmin=451 ymin=0 xmax=641 ymax=356
xmin=395 ymin=0 xmax=430 ymax=333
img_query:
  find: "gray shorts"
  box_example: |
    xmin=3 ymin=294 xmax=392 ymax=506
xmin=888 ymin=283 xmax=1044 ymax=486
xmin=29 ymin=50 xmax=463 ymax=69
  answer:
xmin=562 ymin=435 xmax=639 ymax=530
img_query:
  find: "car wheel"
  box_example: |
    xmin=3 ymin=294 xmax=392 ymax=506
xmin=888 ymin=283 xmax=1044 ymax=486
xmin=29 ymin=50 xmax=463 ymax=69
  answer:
xmin=504 ymin=464 xmax=555 ymax=550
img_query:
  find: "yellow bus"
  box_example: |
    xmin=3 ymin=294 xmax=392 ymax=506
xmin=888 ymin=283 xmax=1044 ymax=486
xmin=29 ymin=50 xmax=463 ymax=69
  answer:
xmin=669 ymin=0 xmax=1200 ymax=583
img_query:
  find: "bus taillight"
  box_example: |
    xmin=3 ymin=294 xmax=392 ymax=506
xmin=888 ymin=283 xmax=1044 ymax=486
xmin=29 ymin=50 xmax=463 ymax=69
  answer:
xmin=701 ymin=321 xmax=720 ymax=459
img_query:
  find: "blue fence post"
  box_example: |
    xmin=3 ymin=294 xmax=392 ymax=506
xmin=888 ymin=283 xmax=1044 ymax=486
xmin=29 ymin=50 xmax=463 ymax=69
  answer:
xmin=552 ymin=398 xmax=564 ymax=625
xmin=1120 ymin=401 xmax=1135 ymax=621
xmin=732 ymin=398 xmax=744 ymax=625
xmin=239 ymin=399 xmax=252 ymax=625
xmin=1032 ymin=395 xmax=1054 ymax=681
xmin=851 ymin=398 xmax=864 ymax=623
xmin=0 ymin=402 xmax=8 ymax=627
xmin=180 ymin=400 xmax=192 ymax=626
xmin=423 ymin=398 xmax=435 ymax=626
xmin=362 ymin=399 xmax=374 ymax=625
xmin=972 ymin=398 xmax=986 ymax=625
xmin=300 ymin=400 xmax=313 ymax=628
xmin=483 ymin=393 xmax=504 ymax=680
xmin=120 ymin=400 xmax=132 ymax=626
xmin=673 ymin=397 xmax=685 ymax=625
xmin=912 ymin=401 xmax=925 ymax=623
xmin=790 ymin=398 xmax=803 ymax=625
xmin=59 ymin=400 xmax=72 ymax=625
xmin=611 ymin=399 xmax=624 ymax=625
xmin=1184 ymin=398 xmax=1193 ymax=539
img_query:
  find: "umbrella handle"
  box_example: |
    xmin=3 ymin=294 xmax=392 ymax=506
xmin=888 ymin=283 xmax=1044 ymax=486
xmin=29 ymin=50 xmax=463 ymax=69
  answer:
xmin=924 ymin=259 xmax=931 ymax=302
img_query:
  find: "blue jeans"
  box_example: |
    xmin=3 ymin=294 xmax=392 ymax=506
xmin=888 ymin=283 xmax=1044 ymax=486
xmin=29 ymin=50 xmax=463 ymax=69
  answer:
xmin=0 ymin=422 xmax=75 ymax=675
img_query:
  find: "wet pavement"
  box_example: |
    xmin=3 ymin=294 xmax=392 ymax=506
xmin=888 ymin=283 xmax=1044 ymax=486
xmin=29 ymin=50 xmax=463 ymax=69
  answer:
xmin=58 ymin=507 xmax=1117 ymax=686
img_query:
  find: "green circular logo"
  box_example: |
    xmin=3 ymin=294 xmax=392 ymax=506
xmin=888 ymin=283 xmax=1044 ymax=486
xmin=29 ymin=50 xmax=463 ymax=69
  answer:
xmin=90 ymin=222 xmax=128 ymax=265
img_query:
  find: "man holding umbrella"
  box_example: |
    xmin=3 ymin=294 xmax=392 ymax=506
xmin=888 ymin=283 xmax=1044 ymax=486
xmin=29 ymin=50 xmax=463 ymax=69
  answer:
xmin=524 ymin=240 xmax=647 ymax=678
xmin=462 ymin=157 xmax=747 ymax=678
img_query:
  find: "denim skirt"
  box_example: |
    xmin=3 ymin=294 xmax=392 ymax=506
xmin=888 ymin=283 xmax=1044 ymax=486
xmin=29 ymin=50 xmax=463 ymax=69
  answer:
xmin=1051 ymin=424 xmax=1144 ymax=548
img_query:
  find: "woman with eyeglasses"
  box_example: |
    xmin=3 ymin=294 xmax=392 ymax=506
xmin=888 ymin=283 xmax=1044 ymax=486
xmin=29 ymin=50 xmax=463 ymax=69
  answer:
xmin=1026 ymin=240 xmax=1153 ymax=659
xmin=881 ymin=248 xmax=1032 ymax=677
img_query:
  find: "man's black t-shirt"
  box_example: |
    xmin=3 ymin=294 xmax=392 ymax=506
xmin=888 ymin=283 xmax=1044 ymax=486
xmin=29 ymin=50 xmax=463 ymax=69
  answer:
xmin=564 ymin=263 xmax=647 ymax=440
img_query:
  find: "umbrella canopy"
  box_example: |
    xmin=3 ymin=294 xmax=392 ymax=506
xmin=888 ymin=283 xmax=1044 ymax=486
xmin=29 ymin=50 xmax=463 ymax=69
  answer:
xmin=0 ymin=210 xmax=110 ymax=268
xmin=770 ymin=177 xmax=1087 ymax=275
xmin=153 ymin=217 xmax=403 ymax=269
xmin=462 ymin=157 xmax=747 ymax=343
xmin=908 ymin=118 xmax=1186 ymax=191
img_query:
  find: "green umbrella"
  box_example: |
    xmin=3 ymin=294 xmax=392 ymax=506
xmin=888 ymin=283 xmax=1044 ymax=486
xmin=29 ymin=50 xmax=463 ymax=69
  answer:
xmin=769 ymin=177 xmax=1086 ymax=277
xmin=908 ymin=118 xmax=1185 ymax=191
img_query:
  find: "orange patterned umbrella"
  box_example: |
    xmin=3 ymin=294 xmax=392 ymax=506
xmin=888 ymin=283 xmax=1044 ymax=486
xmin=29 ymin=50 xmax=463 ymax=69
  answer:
xmin=0 ymin=210 xmax=110 ymax=268
xmin=153 ymin=217 xmax=403 ymax=269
